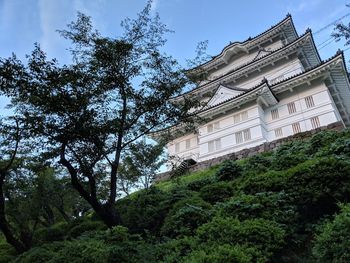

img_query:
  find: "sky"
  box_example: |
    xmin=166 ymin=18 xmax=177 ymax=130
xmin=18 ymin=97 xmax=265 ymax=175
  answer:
xmin=0 ymin=0 xmax=350 ymax=111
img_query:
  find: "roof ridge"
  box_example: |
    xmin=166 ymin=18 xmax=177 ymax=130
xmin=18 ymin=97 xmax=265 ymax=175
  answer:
xmin=198 ymin=14 xmax=296 ymax=69
xmin=198 ymin=52 xmax=343 ymax=113
xmin=176 ymin=30 xmax=312 ymax=99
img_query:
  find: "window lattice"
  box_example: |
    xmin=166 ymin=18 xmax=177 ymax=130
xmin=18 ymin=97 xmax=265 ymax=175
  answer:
xmin=292 ymin=122 xmax=301 ymax=134
xmin=305 ymin=96 xmax=315 ymax=108
xmin=271 ymin=109 xmax=279 ymax=120
xmin=311 ymin=116 xmax=320 ymax=129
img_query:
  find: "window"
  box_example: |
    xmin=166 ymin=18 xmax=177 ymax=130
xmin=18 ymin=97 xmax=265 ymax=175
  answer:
xmin=214 ymin=122 xmax=220 ymax=130
xmin=175 ymin=142 xmax=180 ymax=153
xmin=241 ymin=111 xmax=248 ymax=121
xmin=292 ymin=122 xmax=301 ymax=134
xmin=207 ymin=122 xmax=220 ymax=133
xmin=305 ymin=96 xmax=315 ymax=108
xmin=274 ymin=128 xmax=283 ymax=137
xmin=287 ymin=102 xmax=297 ymax=114
xmin=271 ymin=109 xmax=279 ymax=120
xmin=243 ymin=129 xmax=251 ymax=141
xmin=208 ymin=141 xmax=214 ymax=152
xmin=235 ymin=131 xmax=243 ymax=144
xmin=233 ymin=111 xmax=248 ymax=124
xmin=235 ymin=129 xmax=251 ymax=144
xmin=311 ymin=116 xmax=320 ymax=129
xmin=233 ymin=114 xmax=240 ymax=124
xmin=185 ymin=139 xmax=191 ymax=149
xmin=208 ymin=139 xmax=221 ymax=152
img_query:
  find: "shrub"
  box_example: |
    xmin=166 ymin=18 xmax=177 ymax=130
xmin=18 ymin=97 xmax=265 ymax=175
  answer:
xmin=199 ymin=182 xmax=233 ymax=204
xmin=241 ymin=154 xmax=272 ymax=175
xmin=182 ymin=244 xmax=255 ymax=263
xmin=312 ymin=204 xmax=350 ymax=262
xmin=237 ymin=169 xmax=286 ymax=194
xmin=0 ymin=236 xmax=16 ymax=263
xmin=161 ymin=196 xmax=211 ymax=238
xmin=285 ymin=157 xmax=350 ymax=220
xmin=68 ymin=220 xmax=107 ymax=239
xmin=214 ymin=191 xmax=298 ymax=228
xmin=186 ymin=177 xmax=217 ymax=191
xmin=305 ymin=130 xmax=338 ymax=155
xmin=12 ymin=243 xmax=64 ymax=263
xmin=270 ymin=141 xmax=308 ymax=170
xmin=195 ymin=217 xmax=286 ymax=261
xmin=155 ymin=237 xmax=196 ymax=263
xmin=117 ymin=187 xmax=170 ymax=234
xmin=215 ymin=160 xmax=242 ymax=181
xmin=329 ymin=138 xmax=350 ymax=156
xmin=34 ymin=222 xmax=69 ymax=243
xmin=49 ymin=239 xmax=110 ymax=263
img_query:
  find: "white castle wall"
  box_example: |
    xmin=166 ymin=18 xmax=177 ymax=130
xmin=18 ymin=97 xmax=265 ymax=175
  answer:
xmin=166 ymin=81 xmax=342 ymax=169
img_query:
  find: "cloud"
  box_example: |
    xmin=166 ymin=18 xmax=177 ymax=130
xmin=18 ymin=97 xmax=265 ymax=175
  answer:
xmin=37 ymin=0 xmax=106 ymax=63
xmin=150 ymin=0 xmax=159 ymax=13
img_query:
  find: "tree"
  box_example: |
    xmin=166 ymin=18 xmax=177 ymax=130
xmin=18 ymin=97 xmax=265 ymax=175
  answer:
xmin=119 ymin=141 xmax=165 ymax=193
xmin=0 ymin=118 xmax=29 ymax=253
xmin=0 ymin=2 xmax=201 ymax=227
xmin=332 ymin=5 xmax=350 ymax=49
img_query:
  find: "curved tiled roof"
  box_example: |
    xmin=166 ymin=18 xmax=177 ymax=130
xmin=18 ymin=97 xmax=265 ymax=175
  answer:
xmin=197 ymin=14 xmax=298 ymax=70
xmin=175 ymin=30 xmax=317 ymax=99
xmin=149 ymin=51 xmax=345 ymax=138
xmin=198 ymin=51 xmax=344 ymax=114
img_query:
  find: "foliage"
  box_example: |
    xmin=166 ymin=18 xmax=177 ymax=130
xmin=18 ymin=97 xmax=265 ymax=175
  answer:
xmin=214 ymin=191 xmax=298 ymax=228
xmin=182 ymin=244 xmax=255 ymax=263
xmin=199 ymin=181 xmax=233 ymax=204
xmin=195 ymin=217 xmax=286 ymax=261
xmin=0 ymin=1 xmax=202 ymax=228
xmin=215 ymin=160 xmax=242 ymax=181
xmin=312 ymin=204 xmax=350 ymax=262
xmin=117 ymin=187 xmax=170 ymax=234
xmin=161 ymin=195 xmax=211 ymax=238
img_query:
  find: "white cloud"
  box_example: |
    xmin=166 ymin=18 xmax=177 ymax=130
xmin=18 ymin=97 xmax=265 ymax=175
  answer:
xmin=150 ymin=0 xmax=159 ymax=13
xmin=37 ymin=0 xmax=106 ymax=63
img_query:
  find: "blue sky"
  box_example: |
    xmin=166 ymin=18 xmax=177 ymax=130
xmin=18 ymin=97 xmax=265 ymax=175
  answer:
xmin=0 ymin=0 xmax=350 ymax=111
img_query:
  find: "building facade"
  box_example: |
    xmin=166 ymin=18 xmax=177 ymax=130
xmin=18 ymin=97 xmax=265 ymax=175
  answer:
xmin=152 ymin=15 xmax=350 ymax=168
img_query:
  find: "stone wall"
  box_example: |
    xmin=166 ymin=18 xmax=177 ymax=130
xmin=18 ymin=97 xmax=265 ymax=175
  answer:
xmin=154 ymin=121 xmax=344 ymax=182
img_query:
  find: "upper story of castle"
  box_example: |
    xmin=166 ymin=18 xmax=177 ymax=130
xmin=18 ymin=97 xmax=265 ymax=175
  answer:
xmin=177 ymin=14 xmax=321 ymax=105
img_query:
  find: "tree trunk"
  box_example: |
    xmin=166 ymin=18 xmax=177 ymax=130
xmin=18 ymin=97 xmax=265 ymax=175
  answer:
xmin=0 ymin=182 xmax=28 ymax=253
xmin=60 ymin=148 xmax=121 ymax=227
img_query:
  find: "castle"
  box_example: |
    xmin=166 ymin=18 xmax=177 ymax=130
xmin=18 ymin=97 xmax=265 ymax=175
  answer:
xmin=151 ymin=15 xmax=350 ymax=170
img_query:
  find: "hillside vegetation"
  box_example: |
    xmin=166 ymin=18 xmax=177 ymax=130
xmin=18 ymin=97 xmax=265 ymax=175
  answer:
xmin=3 ymin=129 xmax=350 ymax=262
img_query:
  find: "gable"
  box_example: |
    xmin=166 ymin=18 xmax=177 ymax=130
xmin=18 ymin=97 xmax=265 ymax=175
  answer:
xmin=206 ymin=85 xmax=244 ymax=107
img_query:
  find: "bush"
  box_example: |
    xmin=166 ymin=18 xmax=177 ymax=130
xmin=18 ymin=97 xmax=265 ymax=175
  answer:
xmin=195 ymin=217 xmax=285 ymax=261
xmin=68 ymin=220 xmax=107 ymax=239
xmin=237 ymin=169 xmax=286 ymax=194
xmin=285 ymin=157 xmax=350 ymax=220
xmin=214 ymin=191 xmax=298 ymax=228
xmin=186 ymin=177 xmax=217 ymax=191
xmin=199 ymin=182 xmax=233 ymax=204
xmin=312 ymin=204 xmax=350 ymax=262
xmin=0 ymin=236 xmax=16 ymax=263
xmin=155 ymin=237 xmax=196 ymax=263
xmin=182 ymin=244 xmax=255 ymax=263
xmin=329 ymin=138 xmax=350 ymax=156
xmin=12 ymin=243 xmax=64 ymax=263
xmin=270 ymin=141 xmax=308 ymax=170
xmin=215 ymin=160 xmax=242 ymax=181
xmin=305 ymin=130 xmax=338 ymax=155
xmin=161 ymin=196 xmax=211 ymax=238
xmin=241 ymin=154 xmax=272 ymax=175
xmin=117 ymin=187 xmax=170 ymax=234
xmin=34 ymin=222 xmax=69 ymax=243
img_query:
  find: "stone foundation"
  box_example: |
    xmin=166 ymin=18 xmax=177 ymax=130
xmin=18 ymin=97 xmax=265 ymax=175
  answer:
xmin=154 ymin=121 xmax=344 ymax=182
